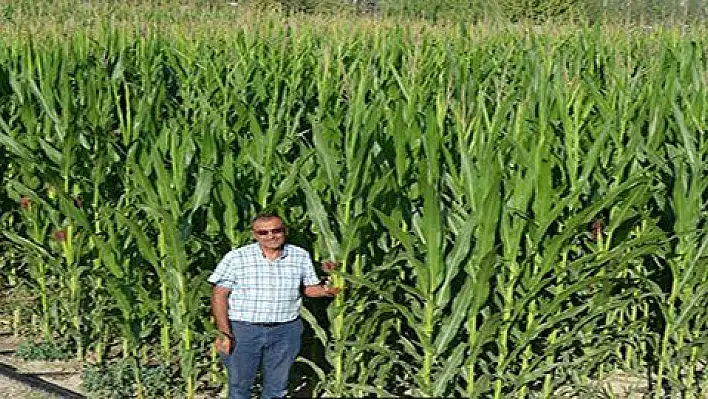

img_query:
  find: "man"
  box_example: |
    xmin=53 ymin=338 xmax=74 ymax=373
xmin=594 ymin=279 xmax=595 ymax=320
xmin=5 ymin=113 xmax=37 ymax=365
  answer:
xmin=209 ymin=213 xmax=340 ymax=399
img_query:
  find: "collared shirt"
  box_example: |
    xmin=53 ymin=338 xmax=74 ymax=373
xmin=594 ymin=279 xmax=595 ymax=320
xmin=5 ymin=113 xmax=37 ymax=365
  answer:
xmin=208 ymin=243 xmax=320 ymax=323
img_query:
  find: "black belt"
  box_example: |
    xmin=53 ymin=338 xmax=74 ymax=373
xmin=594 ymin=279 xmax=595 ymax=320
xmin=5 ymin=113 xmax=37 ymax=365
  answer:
xmin=247 ymin=317 xmax=298 ymax=327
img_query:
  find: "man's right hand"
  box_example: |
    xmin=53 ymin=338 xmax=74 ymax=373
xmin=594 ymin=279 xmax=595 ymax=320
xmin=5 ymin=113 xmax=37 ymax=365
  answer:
xmin=215 ymin=333 xmax=233 ymax=356
xmin=211 ymin=285 xmax=233 ymax=356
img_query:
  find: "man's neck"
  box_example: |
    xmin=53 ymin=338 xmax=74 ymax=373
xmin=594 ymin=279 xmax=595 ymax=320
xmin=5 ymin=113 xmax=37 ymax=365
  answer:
xmin=260 ymin=245 xmax=284 ymax=261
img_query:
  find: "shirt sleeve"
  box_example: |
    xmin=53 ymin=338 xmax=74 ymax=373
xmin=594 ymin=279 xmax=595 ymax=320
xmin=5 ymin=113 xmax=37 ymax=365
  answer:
xmin=301 ymin=252 xmax=321 ymax=286
xmin=208 ymin=251 xmax=238 ymax=289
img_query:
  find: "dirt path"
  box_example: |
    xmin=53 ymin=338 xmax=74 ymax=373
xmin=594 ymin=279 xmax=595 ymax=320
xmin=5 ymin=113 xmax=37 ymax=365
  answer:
xmin=0 ymin=335 xmax=84 ymax=398
xmin=0 ymin=374 xmax=57 ymax=398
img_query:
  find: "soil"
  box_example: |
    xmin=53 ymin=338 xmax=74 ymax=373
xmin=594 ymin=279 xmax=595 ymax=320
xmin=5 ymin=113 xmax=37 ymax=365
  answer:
xmin=0 ymin=333 xmax=228 ymax=399
xmin=0 ymin=334 xmax=84 ymax=397
xmin=0 ymin=374 xmax=58 ymax=398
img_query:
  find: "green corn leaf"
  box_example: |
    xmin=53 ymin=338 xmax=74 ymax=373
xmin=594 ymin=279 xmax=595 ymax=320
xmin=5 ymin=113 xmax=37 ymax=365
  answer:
xmin=0 ymin=124 xmax=34 ymax=161
xmin=300 ymin=175 xmax=340 ymax=259
xmin=299 ymin=306 xmax=329 ymax=349
xmin=115 ymin=213 xmax=160 ymax=268
xmin=27 ymin=77 xmax=65 ymax=141
xmin=434 ymin=278 xmax=474 ymax=356
xmin=272 ymin=151 xmax=312 ymax=204
xmin=92 ymin=235 xmax=123 ymax=278
xmin=433 ymin=343 xmax=467 ymax=396
xmin=2 ymin=231 xmax=54 ymax=259
xmin=189 ymin=167 xmax=213 ymax=215
xmin=295 ymin=356 xmax=327 ymax=386
xmin=437 ymin=212 xmax=474 ymax=310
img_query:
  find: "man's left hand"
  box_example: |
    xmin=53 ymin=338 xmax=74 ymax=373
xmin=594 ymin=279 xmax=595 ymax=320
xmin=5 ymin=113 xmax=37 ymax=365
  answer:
xmin=304 ymin=283 xmax=341 ymax=298
xmin=323 ymin=284 xmax=341 ymax=297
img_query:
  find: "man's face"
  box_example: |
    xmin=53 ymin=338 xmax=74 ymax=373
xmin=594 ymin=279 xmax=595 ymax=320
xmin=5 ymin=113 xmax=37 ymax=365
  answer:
xmin=252 ymin=217 xmax=286 ymax=251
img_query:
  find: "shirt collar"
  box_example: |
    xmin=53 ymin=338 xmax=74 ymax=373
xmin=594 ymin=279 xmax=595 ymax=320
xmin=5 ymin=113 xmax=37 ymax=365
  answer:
xmin=258 ymin=243 xmax=289 ymax=260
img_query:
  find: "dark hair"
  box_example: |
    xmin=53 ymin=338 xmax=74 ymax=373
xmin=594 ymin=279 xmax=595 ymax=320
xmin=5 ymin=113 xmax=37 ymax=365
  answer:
xmin=251 ymin=212 xmax=284 ymax=228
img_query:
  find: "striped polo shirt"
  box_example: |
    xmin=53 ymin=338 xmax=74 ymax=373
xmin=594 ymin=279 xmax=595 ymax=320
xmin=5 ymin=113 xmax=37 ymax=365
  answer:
xmin=208 ymin=243 xmax=320 ymax=323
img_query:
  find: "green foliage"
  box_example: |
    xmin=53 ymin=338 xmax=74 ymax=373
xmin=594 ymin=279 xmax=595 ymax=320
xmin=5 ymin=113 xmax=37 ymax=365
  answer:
xmin=583 ymin=0 xmax=707 ymax=23
xmin=15 ymin=340 xmax=72 ymax=361
xmin=496 ymin=0 xmax=585 ymax=21
xmin=82 ymin=360 xmax=176 ymax=399
xmin=237 ymin=0 xmax=359 ymax=14
xmin=380 ymin=0 xmax=587 ymax=22
xmin=378 ymin=0 xmax=484 ymax=21
xmin=376 ymin=0 xmax=707 ymax=23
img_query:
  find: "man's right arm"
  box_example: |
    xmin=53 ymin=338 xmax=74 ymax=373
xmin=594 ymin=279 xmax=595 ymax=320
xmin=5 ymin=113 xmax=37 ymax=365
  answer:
xmin=211 ymin=285 xmax=232 ymax=338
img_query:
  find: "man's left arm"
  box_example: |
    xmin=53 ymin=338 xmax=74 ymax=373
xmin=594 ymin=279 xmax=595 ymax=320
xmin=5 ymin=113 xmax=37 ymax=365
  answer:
xmin=304 ymin=283 xmax=340 ymax=298
xmin=301 ymin=252 xmax=340 ymax=298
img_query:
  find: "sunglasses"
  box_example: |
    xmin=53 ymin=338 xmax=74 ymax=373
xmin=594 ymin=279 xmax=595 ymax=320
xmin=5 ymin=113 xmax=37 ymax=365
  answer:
xmin=254 ymin=227 xmax=285 ymax=236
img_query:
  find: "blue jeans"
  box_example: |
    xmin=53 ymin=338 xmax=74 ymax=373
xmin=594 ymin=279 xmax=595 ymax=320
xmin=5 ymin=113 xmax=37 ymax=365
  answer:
xmin=222 ymin=318 xmax=303 ymax=399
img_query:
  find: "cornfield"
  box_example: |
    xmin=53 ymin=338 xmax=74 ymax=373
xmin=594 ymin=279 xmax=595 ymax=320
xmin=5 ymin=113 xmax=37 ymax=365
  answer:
xmin=0 ymin=3 xmax=707 ymax=398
